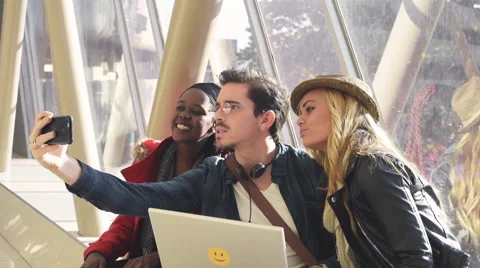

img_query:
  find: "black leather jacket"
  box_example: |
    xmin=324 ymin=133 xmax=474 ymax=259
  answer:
xmin=327 ymin=154 xmax=457 ymax=268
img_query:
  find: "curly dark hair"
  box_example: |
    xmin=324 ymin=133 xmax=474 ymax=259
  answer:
xmin=219 ymin=68 xmax=289 ymax=142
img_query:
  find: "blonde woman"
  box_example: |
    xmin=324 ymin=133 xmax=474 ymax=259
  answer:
xmin=290 ymin=75 xmax=460 ymax=268
xmin=431 ymin=76 xmax=480 ymax=266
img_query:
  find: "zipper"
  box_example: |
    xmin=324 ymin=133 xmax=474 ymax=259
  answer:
xmin=356 ymin=220 xmax=396 ymax=268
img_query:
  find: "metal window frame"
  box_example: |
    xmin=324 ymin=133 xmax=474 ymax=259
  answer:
xmin=113 ymin=0 xmax=146 ymax=137
xmin=322 ymin=0 xmax=364 ymax=79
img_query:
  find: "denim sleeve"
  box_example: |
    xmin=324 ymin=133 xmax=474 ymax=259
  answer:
xmin=66 ymin=159 xmax=210 ymax=218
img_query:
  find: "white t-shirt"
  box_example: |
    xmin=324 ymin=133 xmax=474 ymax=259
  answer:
xmin=233 ymin=182 xmax=305 ymax=268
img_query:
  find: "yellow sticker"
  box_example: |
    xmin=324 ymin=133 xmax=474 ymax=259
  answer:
xmin=208 ymin=247 xmax=231 ymax=266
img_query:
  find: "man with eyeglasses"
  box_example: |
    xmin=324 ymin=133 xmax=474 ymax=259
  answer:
xmin=29 ymin=68 xmax=338 ymax=268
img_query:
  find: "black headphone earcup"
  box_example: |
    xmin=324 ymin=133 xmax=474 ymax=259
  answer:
xmin=250 ymin=163 xmax=266 ymax=179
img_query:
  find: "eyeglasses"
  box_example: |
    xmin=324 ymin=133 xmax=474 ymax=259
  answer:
xmin=213 ymin=102 xmax=246 ymax=115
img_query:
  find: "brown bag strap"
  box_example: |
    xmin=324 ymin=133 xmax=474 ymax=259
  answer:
xmin=225 ymin=156 xmax=318 ymax=266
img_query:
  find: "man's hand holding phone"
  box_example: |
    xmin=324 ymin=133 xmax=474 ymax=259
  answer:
xmin=29 ymin=111 xmax=82 ymax=185
xmin=40 ymin=114 xmax=73 ymax=145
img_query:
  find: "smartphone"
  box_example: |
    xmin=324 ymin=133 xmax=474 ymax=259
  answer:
xmin=40 ymin=115 xmax=73 ymax=145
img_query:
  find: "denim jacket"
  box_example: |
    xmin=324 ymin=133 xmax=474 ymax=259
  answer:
xmin=67 ymin=143 xmax=338 ymax=267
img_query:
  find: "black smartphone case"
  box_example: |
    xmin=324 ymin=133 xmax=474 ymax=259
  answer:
xmin=40 ymin=115 xmax=73 ymax=145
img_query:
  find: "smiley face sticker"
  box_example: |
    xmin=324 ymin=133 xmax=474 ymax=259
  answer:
xmin=208 ymin=247 xmax=231 ymax=266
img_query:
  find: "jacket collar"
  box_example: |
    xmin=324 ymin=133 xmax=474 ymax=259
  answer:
xmin=224 ymin=142 xmax=288 ymax=185
xmin=345 ymin=154 xmax=359 ymax=182
xmin=121 ymin=137 xmax=174 ymax=183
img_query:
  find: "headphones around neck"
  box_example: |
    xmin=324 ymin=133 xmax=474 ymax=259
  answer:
xmin=235 ymin=145 xmax=280 ymax=180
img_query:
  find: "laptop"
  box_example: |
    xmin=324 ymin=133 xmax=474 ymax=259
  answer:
xmin=148 ymin=208 xmax=288 ymax=268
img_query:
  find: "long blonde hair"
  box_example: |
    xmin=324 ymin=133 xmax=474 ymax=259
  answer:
xmin=448 ymin=127 xmax=480 ymax=246
xmin=306 ymin=89 xmax=420 ymax=231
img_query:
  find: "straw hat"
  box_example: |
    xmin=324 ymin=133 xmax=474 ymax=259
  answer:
xmin=290 ymin=74 xmax=380 ymax=122
xmin=451 ymin=76 xmax=480 ymax=133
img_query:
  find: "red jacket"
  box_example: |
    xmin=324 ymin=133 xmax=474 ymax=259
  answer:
xmin=83 ymin=137 xmax=172 ymax=261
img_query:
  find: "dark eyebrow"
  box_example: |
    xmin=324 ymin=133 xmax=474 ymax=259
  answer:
xmin=216 ymin=100 xmax=242 ymax=106
xmin=177 ymin=100 xmax=207 ymax=112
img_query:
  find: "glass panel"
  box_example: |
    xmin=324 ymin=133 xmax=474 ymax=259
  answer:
xmin=209 ymin=0 xmax=265 ymax=79
xmin=123 ymin=0 xmax=161 ymax=123
xmin=420 ymin=4 xmax=478 ymax=263
xmin=396 ymin=2 xmax=478 ymax=179
xmin=22 ymin=0 xmax=60 ymax=116
xmin=338 ymin=0 xmax=401 ymax=85
xmin=451 ymin=2 xmax=480 ymax=64
xmin=73 ymin=0 xmax=139 ymax=168
xmin=154 ymin=0 xmax=175 ymax=39
xmin=257 ymin=0 xmax=343 ymax=90
xmin=257 ymin=0 xmax=344 ymax=147
xmin=339 ymin=1 xmax=480 ymax=174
